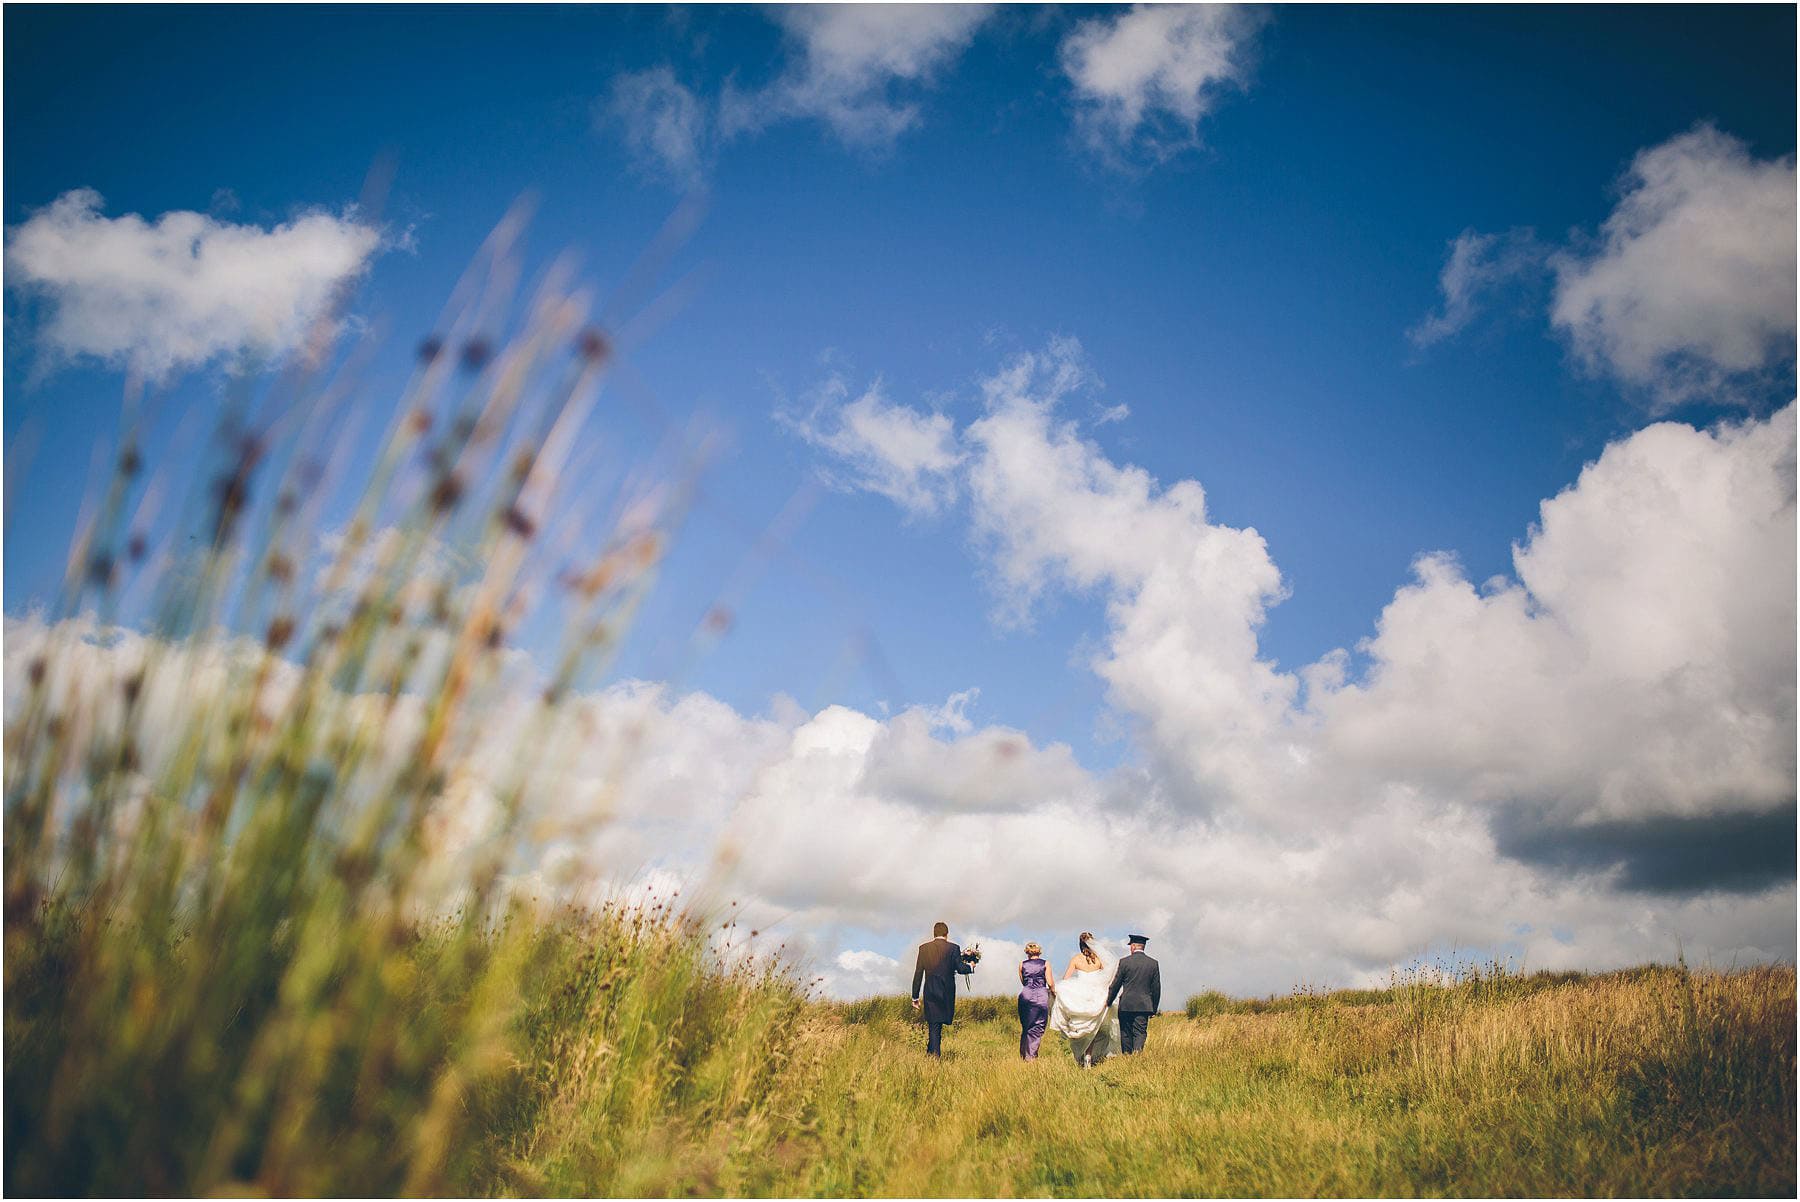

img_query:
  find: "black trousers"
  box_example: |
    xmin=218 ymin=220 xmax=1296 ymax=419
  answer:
xmin=926 ymin=1020 xmax=946 ymax=1056
xmin=1120 ymin=1011 xmax=1152 ymax=1054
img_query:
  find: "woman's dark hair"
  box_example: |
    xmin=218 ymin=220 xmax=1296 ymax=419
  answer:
xmin=1079 ymin=931 xmax=1099 ymax=966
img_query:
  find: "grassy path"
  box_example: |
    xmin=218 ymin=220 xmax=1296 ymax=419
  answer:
xmin=737 ymin=968 xmax=1794 ymax=1197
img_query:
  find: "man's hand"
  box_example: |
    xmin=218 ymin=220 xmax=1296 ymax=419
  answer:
xmin=911 ymin=997 xmax=921 ymax=1011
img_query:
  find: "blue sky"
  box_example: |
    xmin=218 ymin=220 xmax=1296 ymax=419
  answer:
xmin=5 ymin=5 xmax=1795 ymax=997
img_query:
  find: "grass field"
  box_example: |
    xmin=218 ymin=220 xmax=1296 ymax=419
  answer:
xmin=12 ymin=892 xmax=1792 ymax=1198
xmin=763 ymin=965 xmax=1796 ymax=1198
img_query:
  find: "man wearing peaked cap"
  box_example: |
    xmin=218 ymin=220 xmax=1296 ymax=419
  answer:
xmin=1106 ymin=934 xmax=1162 ymax=1054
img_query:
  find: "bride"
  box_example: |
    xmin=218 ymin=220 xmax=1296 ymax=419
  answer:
xmin=1048 ymin=932 xmax=1120 ymax=1065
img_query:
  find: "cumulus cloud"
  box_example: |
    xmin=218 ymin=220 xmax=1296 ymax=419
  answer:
xmin=826 ymin=948 xmax=904 ymax=997
xmin=1418 ymin=126 xmax=1795 ymax=405
xmin=964 ymin=342 xmax=1794 ymax=841
xmin=599 ymin=66 xmax=712 ymax=187
xmin=779 ymin=374 xmax=964 ymax=515
xmin=710 ymin=693 xmax=1791 ymax=1000
xmin=611 ymin=370 xmax=1798 ymax=991
xmin=1311 ymin=407 xmax=1796 ymax=891
xmin=1408 ymin=228 xmax=1546 ymax=349
xmin=5 ymin=189 xmax=381 ymax=379
xmin=1060 ymin=4 xmax=1264 ymax=164
xmin=1552 ymin=126 xmax=1796 ymax=407
xmin=963 ymin=340 xmax=1300 ymax=817
xmin=12 ymin=333 xmax=1795 ymax=1001
xmin=762 ymin=324 xmax=1793 ymax=997
xmin=860 ymin=702 xmax=1097 ymax=813
xmin=721 ymin=4 xmax=993 ymax=148
xmin=779 ymin=335 xmax=1791 ymax=972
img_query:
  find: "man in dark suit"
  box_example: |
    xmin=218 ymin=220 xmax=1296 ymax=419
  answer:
xmin=1106 ymin=934 xmax=1162 ymax=1054
xmin=911 ymin=921 xmax=975 ymax=1057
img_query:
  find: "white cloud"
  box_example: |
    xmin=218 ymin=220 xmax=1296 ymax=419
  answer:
xmin=599 ymin=66 xmax=711 ymax=188
xmin=1549 ymin=126 xmax=1796 ymax=407
xmin=961 ymin=343 xmax=1795 ymax=840
xmin=11 ymin=334 xmax=1795 ymax=1002
xmin=1409 ymin=228 xmax=1545 ymax=349
xmin=759 ymin=339 xmax=1794 ymax=996
xmin=1313 ymin=406 xmax=1796 ymax=836
xmin=721 ymin=4 xmax=993 ymax=147
xmin=1060 ymin=4 xmax=1263 ymax=163
xmin=860 ymin=704 xmax=1097 ymax=814
xmin=964 ymin=341 xmax=1297 ymax=814
xmin=5 ymin=189 xmax=381 ymax=379
xmin=827 ymin=948 xmax=904 ymax=996
xmin=780 ymin=375 xmax=964 ymax=515
xmin=610 ymin=370 xmax=1796 ymax=992
xmin=709 ymin=693 xmax=1792 ymax=1000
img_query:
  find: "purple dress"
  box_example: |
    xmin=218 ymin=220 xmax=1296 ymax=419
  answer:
xmin=1017 ymin=957 xmax=1051 ymax=1059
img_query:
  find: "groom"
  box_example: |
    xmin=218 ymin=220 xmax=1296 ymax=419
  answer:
xmin=1105 ymin=934 xmax=1162 ymax=1054
xmin=911 ymin=921 xmax=975 ymax=1057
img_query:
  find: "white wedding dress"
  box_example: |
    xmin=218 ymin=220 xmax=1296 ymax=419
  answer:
xmin=1048 ymin=948 xmax=1120 ymax=1063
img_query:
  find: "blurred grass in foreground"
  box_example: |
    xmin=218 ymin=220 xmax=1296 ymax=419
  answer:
xmin=3 ymin=211 xmax=817 ymax=1196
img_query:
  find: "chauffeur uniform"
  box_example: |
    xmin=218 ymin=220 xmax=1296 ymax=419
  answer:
xmin=1105 ymin=936 xmax=1162 ymax=1055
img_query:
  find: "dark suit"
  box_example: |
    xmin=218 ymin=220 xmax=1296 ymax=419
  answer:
xmin=912 ymin=938 xmax=974 ymax=1056
xmin=1106 ymin=950 xmax=1162 ymax=1054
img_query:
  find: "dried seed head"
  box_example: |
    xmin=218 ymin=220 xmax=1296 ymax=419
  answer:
xmin=118 ymin=445 xmax=143 ymax=477
xmin=503 ymin=506 xmax=536 ymax=539
xmin=122 ymin=672 xmax=144 ymax=704
xmin=576 ymin=326 xmax=611 ymax=365
xmin=127 ymin=533 xmax=148 ymax=562
xmin=430 ymin=473 xmax=465 ymax=513
xmin=459 ymin=338 xmax=493 ymax=372
xmin=417 ymin=336 xmax=445 ymax=364
xmin=212 ymin=471 xmax=250 ymax=540
xmin=27 ymin=658 xmax=46 ymax=687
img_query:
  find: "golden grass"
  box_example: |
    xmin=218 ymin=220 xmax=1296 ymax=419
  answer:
xmin=755 ymin=965 xmax=1793 ymax=1197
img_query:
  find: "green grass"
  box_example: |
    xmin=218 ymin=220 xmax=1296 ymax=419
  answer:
xmin=3 ymin=219 xmax=799 ymax=1196
xmin=5 ymin=895 xmax=810 ymax=1196
xmin=756 ymin=965 xmax=1794 ymax=1197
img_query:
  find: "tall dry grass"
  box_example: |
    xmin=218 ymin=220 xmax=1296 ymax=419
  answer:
xmin=3 ymin=214 xmax=816 ymax=1196
xmin=761 ymin=963 xmax=1793 ymax=1197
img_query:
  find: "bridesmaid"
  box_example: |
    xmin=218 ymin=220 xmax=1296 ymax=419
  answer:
xmin=1017 ymin=941 xmax=1056 ymax=1060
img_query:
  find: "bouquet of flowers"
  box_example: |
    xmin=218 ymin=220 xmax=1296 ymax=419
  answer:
xmin=960 ymin=944 xmax=981 ymax=989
